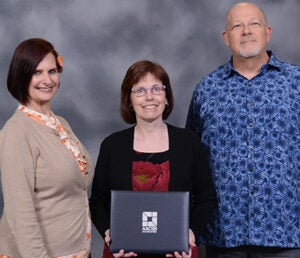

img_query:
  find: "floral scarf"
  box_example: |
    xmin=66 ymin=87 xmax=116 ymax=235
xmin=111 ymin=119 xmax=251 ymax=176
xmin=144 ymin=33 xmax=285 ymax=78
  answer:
xmin=19 ymin=105 xmax=87 ymax=175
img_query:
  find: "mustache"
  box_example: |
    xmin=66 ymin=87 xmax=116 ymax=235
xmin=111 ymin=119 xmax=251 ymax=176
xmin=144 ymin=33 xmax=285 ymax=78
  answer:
xmin=240 ymin=37 xmax=256 ymax=44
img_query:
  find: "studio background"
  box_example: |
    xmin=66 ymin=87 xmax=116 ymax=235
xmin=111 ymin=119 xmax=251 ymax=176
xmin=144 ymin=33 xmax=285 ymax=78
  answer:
xmin=0 ymin=0 xmax=299 ymax=257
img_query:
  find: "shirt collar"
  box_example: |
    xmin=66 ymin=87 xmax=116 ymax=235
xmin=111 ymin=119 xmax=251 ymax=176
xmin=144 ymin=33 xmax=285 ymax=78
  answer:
xmin=222 ymin=50 xmax=281 ymax=79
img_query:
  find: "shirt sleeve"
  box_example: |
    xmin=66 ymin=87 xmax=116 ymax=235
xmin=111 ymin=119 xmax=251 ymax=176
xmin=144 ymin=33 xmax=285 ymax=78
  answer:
xmin=89 ymin=137 xmax=111 ymax=239
xmin=0 ymin=124 xmax=51 ymax=258
xmin=189 ymin=131 xmax=217 ymax=239
xmin=185 ymin=85 xmax=203 ymax=137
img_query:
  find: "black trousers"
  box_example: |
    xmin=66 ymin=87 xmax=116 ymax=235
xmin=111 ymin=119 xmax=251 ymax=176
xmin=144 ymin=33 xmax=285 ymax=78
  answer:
xmin=205 ymin=246 xmax=300 ymax=258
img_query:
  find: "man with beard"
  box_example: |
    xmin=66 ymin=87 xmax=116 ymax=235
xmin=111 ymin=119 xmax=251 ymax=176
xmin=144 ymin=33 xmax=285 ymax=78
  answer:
xmin=186 ymin=2 xmax=300 ymax=258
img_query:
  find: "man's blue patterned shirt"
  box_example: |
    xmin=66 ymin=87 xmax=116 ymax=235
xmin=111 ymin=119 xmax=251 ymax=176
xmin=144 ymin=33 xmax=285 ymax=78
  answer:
xmin=186 ymin=52 xmax=300 ymax=248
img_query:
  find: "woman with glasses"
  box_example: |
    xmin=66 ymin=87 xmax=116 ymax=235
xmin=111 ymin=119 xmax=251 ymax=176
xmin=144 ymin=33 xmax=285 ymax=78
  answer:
xmin=90 ymin=60 xmax=217 ymax=258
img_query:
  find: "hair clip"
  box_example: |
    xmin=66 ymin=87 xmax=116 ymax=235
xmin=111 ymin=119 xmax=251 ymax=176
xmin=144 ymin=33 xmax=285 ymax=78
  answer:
xmin=57 ymin=55 xmax=64 ymax=67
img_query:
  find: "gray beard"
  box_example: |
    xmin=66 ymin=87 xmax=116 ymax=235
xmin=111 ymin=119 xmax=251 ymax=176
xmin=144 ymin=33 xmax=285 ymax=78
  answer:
xmin=239 ymin=47 xmax=261 ymax=58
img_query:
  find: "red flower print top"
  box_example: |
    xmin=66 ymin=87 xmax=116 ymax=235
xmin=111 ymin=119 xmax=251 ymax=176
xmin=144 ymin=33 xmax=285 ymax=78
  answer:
xmin=132 ymin=151 xmax=170 ymax=192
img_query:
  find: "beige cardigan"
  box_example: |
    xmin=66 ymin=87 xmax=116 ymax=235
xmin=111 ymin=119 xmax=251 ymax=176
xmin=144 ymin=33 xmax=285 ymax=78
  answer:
xmin=0 ymin=109 xmax=95 ymax=258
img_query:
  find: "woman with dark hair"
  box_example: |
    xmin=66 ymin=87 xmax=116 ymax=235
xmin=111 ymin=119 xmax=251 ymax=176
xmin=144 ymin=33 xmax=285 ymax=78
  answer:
xmin=0 ymin=38 xmax=94 ymax=258
xmin=90 ymin=60 xmax=217 ymax=258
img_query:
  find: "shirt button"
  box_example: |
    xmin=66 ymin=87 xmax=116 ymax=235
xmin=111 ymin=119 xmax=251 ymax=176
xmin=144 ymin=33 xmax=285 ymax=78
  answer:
xmin=249 ymin=144 xmax=253 ymax=149
xmin=249 ymin=123 xmax=253 ymax=128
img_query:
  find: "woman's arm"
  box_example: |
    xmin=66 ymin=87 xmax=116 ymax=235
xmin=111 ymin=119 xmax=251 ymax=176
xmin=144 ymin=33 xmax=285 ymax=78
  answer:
xmin=190 ymin=134 xmax=218 ymax=239
xmin=89 ymin=138 xmax=112 ymax=239
xmin=0 ymin=124 xmax=50 ymax=257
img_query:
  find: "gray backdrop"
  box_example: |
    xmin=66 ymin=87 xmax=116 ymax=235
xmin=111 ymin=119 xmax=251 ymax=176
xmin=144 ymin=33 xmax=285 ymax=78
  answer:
xmin=0 ymin=0 xmax=299 ymax=257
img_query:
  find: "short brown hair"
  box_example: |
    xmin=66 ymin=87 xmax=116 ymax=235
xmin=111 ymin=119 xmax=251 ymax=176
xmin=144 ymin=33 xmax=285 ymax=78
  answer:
xmin=7 ymin=38 xmax=63 ymax=105
xmin=120 ymin=60 xmax=174 ymax=124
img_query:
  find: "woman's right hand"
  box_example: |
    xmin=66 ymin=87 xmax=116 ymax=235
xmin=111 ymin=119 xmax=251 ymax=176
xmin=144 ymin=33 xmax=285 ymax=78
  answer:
xmin=166 ymin=229 xmax=196 ymax=258
xmin=104 ymin=229 xmax=137 ymax=257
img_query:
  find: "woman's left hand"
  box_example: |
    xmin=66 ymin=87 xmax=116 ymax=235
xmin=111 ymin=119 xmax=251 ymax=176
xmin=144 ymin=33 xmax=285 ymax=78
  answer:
xmin=166 ymin=229 xmax=196 ymax=258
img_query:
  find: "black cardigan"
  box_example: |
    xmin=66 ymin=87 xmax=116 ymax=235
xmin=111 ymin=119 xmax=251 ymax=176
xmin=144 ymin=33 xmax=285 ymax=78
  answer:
xmin=90 ymin=124 xmax=217 ymax=242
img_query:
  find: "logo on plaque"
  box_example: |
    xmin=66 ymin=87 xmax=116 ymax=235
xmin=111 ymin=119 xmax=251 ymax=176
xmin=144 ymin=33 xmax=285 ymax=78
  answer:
xmin=142 ymin=211 xmax=158 ymax=233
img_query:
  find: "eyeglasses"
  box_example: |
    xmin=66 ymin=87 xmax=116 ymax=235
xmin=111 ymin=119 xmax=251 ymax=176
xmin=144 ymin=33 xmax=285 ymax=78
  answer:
xmin=131 ymin=85 xmax=166 ymax=97
xmin=231 ymin=21 xmax=265 ymax=31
